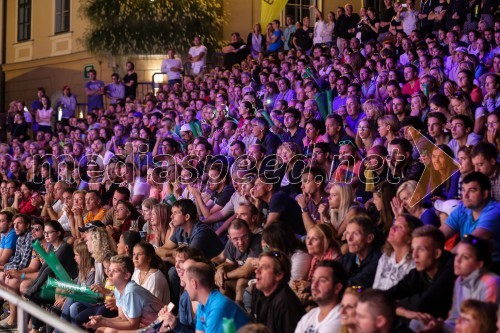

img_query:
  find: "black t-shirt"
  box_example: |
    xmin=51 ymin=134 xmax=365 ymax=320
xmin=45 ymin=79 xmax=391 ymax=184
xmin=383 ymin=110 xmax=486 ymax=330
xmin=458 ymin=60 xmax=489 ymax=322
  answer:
xmin=123 ymin=72 xmax=138 ymax=99
xmin=293 ymin=27 xmax=313 ymax=51
xmin=432 ymin=2 xmax=449 ymax=31
xmin=380 ymin=7 xmax=397 ymax=33
xmin=268 ymin=191 xmax=305 ymax=236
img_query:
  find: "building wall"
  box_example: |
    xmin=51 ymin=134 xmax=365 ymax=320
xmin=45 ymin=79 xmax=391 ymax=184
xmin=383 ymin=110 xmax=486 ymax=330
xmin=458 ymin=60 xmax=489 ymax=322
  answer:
xmin=2 ymin=0 xmax=352 ymax=110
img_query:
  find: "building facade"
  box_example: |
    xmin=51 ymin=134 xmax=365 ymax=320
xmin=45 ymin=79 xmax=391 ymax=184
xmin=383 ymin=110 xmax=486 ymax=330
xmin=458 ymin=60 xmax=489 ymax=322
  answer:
xmin=0 ymin=0 xmax=350 ymax=112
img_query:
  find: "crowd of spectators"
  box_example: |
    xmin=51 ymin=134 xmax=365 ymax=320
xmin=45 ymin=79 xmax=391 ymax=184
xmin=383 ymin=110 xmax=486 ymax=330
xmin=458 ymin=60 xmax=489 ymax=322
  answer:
xmin=0 ymin=1 xmax=500 ymax=332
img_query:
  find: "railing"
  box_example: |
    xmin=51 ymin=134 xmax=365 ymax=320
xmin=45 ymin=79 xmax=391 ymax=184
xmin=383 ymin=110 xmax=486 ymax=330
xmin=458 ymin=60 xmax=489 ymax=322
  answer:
xmin=0 ymin=285 xmax=85 ymax=333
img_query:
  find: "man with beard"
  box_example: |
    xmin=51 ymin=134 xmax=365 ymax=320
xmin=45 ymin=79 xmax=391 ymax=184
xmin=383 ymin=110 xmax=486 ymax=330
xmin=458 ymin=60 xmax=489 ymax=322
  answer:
xmin=295 ymin=261 xmax=347 ymax=333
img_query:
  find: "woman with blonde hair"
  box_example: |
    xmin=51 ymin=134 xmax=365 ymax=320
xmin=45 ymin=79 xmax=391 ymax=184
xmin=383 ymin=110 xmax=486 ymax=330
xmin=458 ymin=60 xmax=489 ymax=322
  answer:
xmin=339 ymin=286 xmax=365 ymax=333
xmin=429 ymin=67 xmax=446 ymax=89
xmin=362 ymin=99 xmax=385 ymax=122
xmin=377 ymin=115 xmax=399 ymax=149
xmin=86 ymin=227 xmax=117 ymax=285
xmin=319 ymin=183 xmax=358 ymax=239
xmin=391 ymin=180 xmax=440 ymax=226
xmin=355 ymin=119 xmax=382 ymax=157
xmin=410 ymin=92 xmax=430 ymax=123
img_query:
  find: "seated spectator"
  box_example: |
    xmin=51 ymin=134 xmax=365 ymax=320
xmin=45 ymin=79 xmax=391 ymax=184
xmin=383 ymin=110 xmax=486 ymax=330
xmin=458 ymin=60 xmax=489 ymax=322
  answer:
xmin=441 ymin=172 xmax=500 ymax=274
xmin=84 ymin=255 xmax=164 ymax=331
xmin=471 ymin=142 xmax=500 ymax=202
xmin=341 ymin=216 xmax=382 ymax=287
xmin=373 ymin=214 xmax=422 ymax=290
xmin=392 ymin=180 xmax=440 ymax=227
xmin=185 ymin=261 xmax=250 ymax=333
xmin=319 ymin=183 xmax=359 ymax=240
xmin=388 ymin=225 xmax=456 ymax=325
xmin=296 ymin=167 xmax=329 ymax=231
xmin=294 ymin=261 xmax=348 ymax=333
xmin=453 ymin=299 xmax=498 ymax=333
xmin=131 ymin=242 xmax=170 ymax=305
xmin=251 ymin=250 xmax=305 ymax=333
xmin=355 ymin=289 xmax=413 ymax=333
xmin=211 ymin=219 xmax=262 ymax=305
xmin=252 ymin=174 xmax=305 ymax=236
xmin=0 ymin=210 xmax=16 ymax=267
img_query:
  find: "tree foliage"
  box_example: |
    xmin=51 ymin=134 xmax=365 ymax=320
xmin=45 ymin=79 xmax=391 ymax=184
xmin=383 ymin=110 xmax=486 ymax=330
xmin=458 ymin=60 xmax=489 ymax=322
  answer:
xmin=79 ymin=0 xmax=225 ymax=56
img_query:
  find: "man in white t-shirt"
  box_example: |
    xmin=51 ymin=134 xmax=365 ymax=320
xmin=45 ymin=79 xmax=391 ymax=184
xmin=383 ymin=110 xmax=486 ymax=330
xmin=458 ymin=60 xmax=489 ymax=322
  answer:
xmin=187 ymin=36 xmax=207 ymax=77
xmin=161 ymin=49 xmax=183 ymax=85
xmin=294 ymin=260 xmax=347 ymax=333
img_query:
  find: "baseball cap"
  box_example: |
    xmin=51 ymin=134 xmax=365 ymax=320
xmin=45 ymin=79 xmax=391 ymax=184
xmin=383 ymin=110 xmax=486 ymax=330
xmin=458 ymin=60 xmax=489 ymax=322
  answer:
xmin=455 ymin=47 xmax=468 ymax=54
xmin=434 ymin=199 xmax=460 ymax=216
xmin=133 ymin=112 xmax=143 ymax=118
xmin=78 ymin=220 xmax=106 ymax=232
xmin=180 ymin=123 xmax=192 ymax=132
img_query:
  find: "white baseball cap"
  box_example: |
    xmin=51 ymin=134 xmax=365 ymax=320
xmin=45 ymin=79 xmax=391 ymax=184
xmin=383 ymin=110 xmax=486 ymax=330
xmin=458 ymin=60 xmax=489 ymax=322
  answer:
xmin=434 ymin=199 xmax=461 ymax=216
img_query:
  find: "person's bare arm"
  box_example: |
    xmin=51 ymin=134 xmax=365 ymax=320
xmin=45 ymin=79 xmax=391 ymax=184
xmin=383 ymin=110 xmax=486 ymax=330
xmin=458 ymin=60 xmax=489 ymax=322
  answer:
xmin=439 ymin=224 xmax=456 ymax=240
xmin=265 ymin=212 xmax=281 ymax=227
xmin=226 ymin=259 xmax=255 ymax=280
xmin=156 ymin=239 xmax=178 ymax=261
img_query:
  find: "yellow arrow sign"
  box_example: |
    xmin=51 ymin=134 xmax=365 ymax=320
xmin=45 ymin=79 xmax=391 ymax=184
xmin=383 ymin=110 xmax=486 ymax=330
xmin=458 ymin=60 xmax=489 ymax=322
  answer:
xmin=406 ymin=126 xmax=461 ymax=207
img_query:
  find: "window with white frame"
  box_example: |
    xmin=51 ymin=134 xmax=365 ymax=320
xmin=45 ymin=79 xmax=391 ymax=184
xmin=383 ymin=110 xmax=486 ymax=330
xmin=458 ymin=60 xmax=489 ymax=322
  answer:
xmin=17 ymin=0 xmax=31 ymax=41
xmin=55 ymin=0 xmax=70 ymax=34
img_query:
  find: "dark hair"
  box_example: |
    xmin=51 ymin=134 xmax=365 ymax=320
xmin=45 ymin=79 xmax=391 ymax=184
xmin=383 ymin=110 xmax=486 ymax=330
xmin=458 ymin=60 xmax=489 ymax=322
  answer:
xmin=0 ymin=211 xmax=14 ymax=224
xmin=186 ymin=262 xmax=215 ymax=289
xmin=121 ymin=231 xmax=141 ymax=257
xmin=471 ymin=142 xmax=497 ymax=163
xmin=260 ymin=249 xmax=292 ymax=284
xmin=460 ymin=234 xmax=493 ymax=270
xmin=133 ymin=241 xmax=169 ymax=277
xmin=283 ymin=107 xmax=301 ymax=122
xmin=462 ymin=172 xmax=492 ymax=195
xmin=172 ymin=199 xmax=198 ymax=221
xmin=262 ymin=220 xmax=305 ymax=255
xmin=13 ymin=213 xmax=31 ymax=226
xmin=114 ymin=187 xmax=131 ymax=200
xmin=44 ymin=220 xmax=65 ymax=241
xmin=317 ymin=260 xmax=348 ymax=302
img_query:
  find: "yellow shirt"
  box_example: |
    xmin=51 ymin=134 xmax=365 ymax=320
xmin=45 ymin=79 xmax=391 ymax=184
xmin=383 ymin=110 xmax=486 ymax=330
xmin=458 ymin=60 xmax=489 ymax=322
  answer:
xmin=84 ymin=207 xmax=108 ymax=224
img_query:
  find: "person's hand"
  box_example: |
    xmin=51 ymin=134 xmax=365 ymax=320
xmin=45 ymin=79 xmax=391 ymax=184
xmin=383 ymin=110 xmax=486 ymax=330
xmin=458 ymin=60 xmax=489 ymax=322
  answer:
xmin=318 ymin=203 xmax=329 ymax=218
xmin=71 ymin=205 xmax=84 ymax=216
xmin=390 ymin=197 xmax=404 ymax=216
xmin=44 ymin=192 xmax=53 ymax=205
xmin=420 ymin=318 xmax=444 ymax=333
xmin=14 ymin=190 xmax=22 ymax=201
xmin=104 ymin=297 xmax=117 ymax=310
xmin=5 ymin=270 xmax=21 ymax=279
xmin=452 ymin=12 xmax=459 ymax=19
xmin=173 ymin=183 xmax=183 ymax=197
xmin=296 ymin=193 xmax=310 ymax=209
xmin=487 ymin=125 xmax=497 ymax=143
xmin=213 ymin=128 xmax=223 ymax=142
xmin=187 ymin=184 xmax=201 ymax=197
xmin=159 ymin=311 xmax=178 ymax=331
xmin=90 ymin=284 xmax=107 ymax=295
xmin=54 ymin=297 xmax=66 ymax=308
xmin=84 ymin=315 xmax=103 ymax=329
xmin=215 ymin=268 xmax=227 ymax=289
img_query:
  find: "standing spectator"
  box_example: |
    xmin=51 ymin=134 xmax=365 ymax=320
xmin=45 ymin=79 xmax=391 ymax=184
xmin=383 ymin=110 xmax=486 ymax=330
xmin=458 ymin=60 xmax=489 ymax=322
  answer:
xmin=106 ymin=73 xmax=125 ymax=104
xmin=247 ymin=24 xmax=266 ymax=59
xmin=56 ymin=86 xmax=77 ymax=126
xmin=123 ymin=61 xmax=138 ymax=100
xmin=293 ymin=17 xmax=314 ymax=54
xmin=0 ymin=211 xmax=16 ymax=268
xmin=187 ymin=36 xmax=207 ymax=77
xmin=84 ymin=69 xmax=105 ymax=112
xmin=394 ymin=0 xmax=419 ymax=36
xmin=266 ymin=20 xmax=283 ymax=54
xmin=161 ymin=49 xmax=183 ymax=86
xmin=283 ymin=15 xmax=296 ymax=51
xmin=36 ymin=95 xmax=53 ymax=134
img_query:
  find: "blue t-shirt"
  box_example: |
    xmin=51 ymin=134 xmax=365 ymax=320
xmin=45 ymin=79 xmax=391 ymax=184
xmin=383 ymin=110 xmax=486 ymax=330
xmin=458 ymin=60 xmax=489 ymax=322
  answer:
xmin=115 ymin=281 xmax=164 ymax=324
xmin=196 ymin=290 xmax=249 ymax=333
xmin=1 ymin=228 xmax=18 ymax=262
xmin=269 ymin=29 xmax=283 ymax=52
xmin=446 ymin=200 xmax=500 ymax=262
xmin=85 ymin=80 xmax=105 ymax=110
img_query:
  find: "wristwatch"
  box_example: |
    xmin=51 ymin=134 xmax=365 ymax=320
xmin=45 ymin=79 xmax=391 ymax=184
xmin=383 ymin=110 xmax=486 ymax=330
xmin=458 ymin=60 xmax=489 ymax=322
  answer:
xmin=301 ymin=207 xmax=309 ymax=213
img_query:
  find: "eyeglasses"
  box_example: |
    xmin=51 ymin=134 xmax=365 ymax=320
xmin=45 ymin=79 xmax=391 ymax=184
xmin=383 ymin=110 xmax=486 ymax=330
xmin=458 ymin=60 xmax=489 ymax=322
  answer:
xmin=339 ymin=140 xmax=354 ymax=146
xmin=43 ymin=230 xmax=57 ymax=236
xmin=31 ymin=226 xmax=42 ymax=232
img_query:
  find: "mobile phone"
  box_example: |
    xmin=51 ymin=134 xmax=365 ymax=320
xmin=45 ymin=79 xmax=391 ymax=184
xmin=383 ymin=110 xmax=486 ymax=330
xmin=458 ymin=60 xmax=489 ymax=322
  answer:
xmin=167 ymin=302 xmax=175 ymax=313
xmin=402 ymin=4 xmax=408 ymax=7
